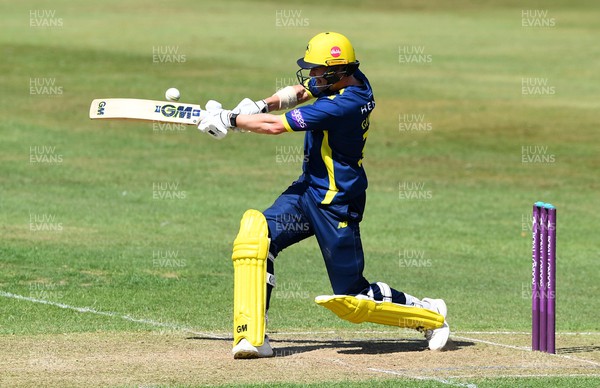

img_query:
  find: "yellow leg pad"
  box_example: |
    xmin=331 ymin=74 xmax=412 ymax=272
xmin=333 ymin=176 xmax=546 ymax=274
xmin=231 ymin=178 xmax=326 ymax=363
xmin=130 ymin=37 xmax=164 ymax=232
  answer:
xmin=232 ymin=209 xmax=270 ymax=347
xmin=315 ymin=295 xmax=444 ymax=330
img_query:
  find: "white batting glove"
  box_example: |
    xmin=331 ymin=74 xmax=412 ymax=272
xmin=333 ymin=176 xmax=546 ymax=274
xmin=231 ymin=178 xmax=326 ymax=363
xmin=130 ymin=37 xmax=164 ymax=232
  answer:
xmin=233 ymin=98 xmax=268 ymax=115
xmin=198 ymin=109 xmax=236 ymax=140
xmin=197 ymin=100 xmax=236 ymax=140
xmin=205 ymin=99 xmax=223 ymax=111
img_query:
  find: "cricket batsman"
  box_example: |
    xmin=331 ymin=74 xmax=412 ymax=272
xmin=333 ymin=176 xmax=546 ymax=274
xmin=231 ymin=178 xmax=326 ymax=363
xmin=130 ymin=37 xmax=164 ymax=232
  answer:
xmin=198 ymin=32 xmax=450 ymax=358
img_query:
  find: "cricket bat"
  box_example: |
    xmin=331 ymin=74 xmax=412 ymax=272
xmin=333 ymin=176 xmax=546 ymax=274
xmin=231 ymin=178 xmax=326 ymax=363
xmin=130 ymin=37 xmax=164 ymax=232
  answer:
xmin=89 ymin=98 xmax=205 ymax=125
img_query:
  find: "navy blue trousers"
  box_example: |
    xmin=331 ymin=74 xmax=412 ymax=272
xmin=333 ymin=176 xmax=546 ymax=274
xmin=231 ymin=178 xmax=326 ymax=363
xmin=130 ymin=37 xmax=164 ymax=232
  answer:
xmin=263 ymin=178 xmax=405 ymax=308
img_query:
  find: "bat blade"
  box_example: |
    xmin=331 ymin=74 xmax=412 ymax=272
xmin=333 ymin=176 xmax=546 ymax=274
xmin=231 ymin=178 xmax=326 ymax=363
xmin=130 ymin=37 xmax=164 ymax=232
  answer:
xmin=89 ymin=98 xmax=204 ymax=125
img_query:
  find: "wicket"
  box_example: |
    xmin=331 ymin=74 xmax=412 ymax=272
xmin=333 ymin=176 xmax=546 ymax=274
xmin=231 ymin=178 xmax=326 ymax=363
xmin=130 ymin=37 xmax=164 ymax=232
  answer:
xmin=531 ymin=201 xmax=556 ymax=353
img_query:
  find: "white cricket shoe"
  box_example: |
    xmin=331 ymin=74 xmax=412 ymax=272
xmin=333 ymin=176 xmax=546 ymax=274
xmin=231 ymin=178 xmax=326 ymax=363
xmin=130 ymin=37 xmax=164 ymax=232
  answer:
xmin=421 ymin=298 xmax=450 ymax=351
xmin=232 ymin=336 xmax=274 ymax=359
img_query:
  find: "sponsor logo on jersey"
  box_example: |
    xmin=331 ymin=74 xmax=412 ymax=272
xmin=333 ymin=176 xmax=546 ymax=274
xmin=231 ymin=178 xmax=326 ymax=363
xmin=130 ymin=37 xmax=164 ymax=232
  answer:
xmin=291 ymin=109 xmax=307 ymax=128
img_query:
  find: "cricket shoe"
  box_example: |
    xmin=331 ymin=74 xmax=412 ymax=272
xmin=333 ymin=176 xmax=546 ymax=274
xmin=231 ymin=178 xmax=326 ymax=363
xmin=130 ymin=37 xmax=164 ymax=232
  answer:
xmin=232 ymin=336 xmax=274 ymax=359
xmin=420 ymin=298 xmax=450 ymax=351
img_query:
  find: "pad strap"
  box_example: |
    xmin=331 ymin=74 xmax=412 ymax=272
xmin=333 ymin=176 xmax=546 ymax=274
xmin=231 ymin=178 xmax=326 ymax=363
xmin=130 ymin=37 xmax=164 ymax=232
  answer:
xmin=376 ymin=282 xmax=393 ymax=303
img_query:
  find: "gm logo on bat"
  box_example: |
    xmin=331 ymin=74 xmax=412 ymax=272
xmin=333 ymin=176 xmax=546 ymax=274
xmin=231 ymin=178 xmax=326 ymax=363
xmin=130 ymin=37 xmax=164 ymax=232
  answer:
xmin=97 ymin=101 xmax=106 ymax=115
xmin=155 ymin=104 xmax=201 ymax=119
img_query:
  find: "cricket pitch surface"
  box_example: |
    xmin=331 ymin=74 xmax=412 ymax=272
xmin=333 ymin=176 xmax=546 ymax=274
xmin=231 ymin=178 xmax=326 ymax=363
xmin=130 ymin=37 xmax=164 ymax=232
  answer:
xmin=1 ymin=330 xmax=599 ymax=387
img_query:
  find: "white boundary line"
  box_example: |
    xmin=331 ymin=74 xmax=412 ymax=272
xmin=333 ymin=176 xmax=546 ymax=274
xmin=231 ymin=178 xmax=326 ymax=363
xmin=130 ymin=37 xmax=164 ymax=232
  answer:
xmin=452 ymin=335 xmax=530 ymax=351
xmin=453 ymin=334 xmax=600 ymax=368
xmin=448 ymin=373 xmax=600 ymax=379
xmin=455 ymin=331 xmax=600 ymax=336
xmin=331 ymin=358 xmax=479 ymax=388
xmin=368 ymin=367 xmax=477 ymax=388
xmin=0 ymin=291 xmax=230 ymax=340
xmin=274 ymin=329 xmax=600 ymax=336
xmin=558 ymin=355 xmax=600 ymax=368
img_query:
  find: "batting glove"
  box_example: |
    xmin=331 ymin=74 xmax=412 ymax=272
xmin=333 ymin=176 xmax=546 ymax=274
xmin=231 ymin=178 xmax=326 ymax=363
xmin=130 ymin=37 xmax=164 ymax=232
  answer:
xmin=197 ymin=99 xmax=240 ymax=139
xmin=233 ymin=98 xmax=268 ymax=115
xmin=198 ymin=109 xmax=237 ymax=140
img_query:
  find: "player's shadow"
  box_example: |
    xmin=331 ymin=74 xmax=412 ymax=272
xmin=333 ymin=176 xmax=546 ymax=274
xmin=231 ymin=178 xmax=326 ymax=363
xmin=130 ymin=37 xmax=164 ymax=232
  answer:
xmin=558 ymin=345 xmax=600 ymax=354
xmin=186 ymin=336 xmax=474 ymax=356
xmin=269 ymin=337 xmax=474 ymax=356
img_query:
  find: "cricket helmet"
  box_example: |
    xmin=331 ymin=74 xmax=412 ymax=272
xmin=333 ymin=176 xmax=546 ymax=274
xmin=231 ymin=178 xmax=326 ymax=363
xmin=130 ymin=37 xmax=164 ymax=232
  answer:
xmin=297 ymin=32 xmax=358 ymax=68
xmin=296 ymin=32 xmax=360 ymax=94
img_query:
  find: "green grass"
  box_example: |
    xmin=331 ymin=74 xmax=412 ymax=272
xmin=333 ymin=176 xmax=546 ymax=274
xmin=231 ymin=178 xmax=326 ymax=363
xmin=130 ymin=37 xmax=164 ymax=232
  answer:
xmin=1 ymin=0 xmax=599 ymax=386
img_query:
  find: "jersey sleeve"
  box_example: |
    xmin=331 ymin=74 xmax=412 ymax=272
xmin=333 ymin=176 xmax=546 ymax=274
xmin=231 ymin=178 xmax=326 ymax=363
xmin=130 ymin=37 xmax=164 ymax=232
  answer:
xmin=282 ymin=98 xmax=343 ymax=132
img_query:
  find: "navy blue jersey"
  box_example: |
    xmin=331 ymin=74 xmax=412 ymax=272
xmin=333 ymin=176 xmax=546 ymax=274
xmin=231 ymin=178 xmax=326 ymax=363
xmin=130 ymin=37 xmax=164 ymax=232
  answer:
xmin=281 ymin=69 xmax=375 ymax=205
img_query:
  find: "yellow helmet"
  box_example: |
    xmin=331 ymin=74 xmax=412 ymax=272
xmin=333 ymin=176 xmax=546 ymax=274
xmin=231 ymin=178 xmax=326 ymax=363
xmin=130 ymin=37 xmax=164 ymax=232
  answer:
xmin=297 ymin=32 xmax=359 ymax=68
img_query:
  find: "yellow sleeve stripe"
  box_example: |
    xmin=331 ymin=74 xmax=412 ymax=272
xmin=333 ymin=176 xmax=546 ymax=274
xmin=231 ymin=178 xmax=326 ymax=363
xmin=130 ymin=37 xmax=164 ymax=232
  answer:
xmin=281 ymin=114 xmax=294 ymax=132
xmin=320 ymin=130 xmax=339 ymax=204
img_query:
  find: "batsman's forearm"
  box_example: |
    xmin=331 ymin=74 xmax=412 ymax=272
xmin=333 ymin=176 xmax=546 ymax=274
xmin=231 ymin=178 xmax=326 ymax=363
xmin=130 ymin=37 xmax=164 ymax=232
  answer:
xmin=235 ymin=113 xmax=287 ymax=135
xmin=264 ymin=85 xmax=311 ymax=112
xmin=263 ymin=97 xmax=281 ymax=113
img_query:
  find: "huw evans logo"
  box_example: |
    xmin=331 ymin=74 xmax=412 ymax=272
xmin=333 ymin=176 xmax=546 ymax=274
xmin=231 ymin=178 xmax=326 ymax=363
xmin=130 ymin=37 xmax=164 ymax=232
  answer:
xmin=29 ymin=213 xmax=63 ymax=232
xmin=399 ymin=181 xmax=433 ymax=200
xmin=152 ymin=182 xmax=187 ymax=200
xmin=521 ymin=10 xmax=556 ymax=27
xmin=275 ymin=10 xmax=309 ymax=28
xmin=29 ymin=146 xmax=63 ymax=164
xmin=29 ymin=78 xmax=63 ymax=95
xmin=155 ymin=104 xmax=201 ymax=119
xmin=152 ymin=46 xmax=186 ymax=63
xmin=521 ymin=145 xmax=555 ymax=164
xmin=521 ymin=78 xmax=556 ymax=95
xmin=30 ymin=10 xmax=63 ymax=27
xmin=152 ymin=249 xmax=186 ymax=268
xmin=399 ymin=113 xmax=432 ymax=132
xmin=398 ymin=46 xmax=432 ymax=63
